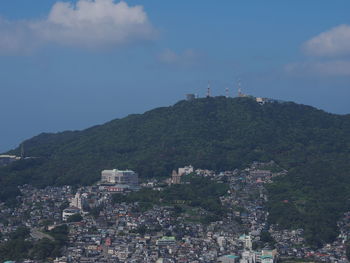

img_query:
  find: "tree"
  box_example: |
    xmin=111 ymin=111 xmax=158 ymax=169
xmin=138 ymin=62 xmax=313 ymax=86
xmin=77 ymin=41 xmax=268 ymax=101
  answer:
xmin=66 ymin=213 xmax=83 ymax=223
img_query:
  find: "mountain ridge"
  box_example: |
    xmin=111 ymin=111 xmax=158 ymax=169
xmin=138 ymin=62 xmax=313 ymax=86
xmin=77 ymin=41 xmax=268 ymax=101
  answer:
xmin=1 ymin=96 xmax=349 ymax=245
xmin=4 ymin=96 xmax=350 ymax=184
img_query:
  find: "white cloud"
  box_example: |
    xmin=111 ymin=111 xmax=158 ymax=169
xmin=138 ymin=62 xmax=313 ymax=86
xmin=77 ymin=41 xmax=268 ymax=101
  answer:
xmin=285 ymin=60 xmax=350 ymax=77
xmin=286 ymin=24 xmax=350 ymax=77
xmin=0 ymin=0 xmax=156 ymax=54
xmin=158 ymin=49 xmax=200 ymax=65
xmin=303 ymin=24 xmax=350 ymax=57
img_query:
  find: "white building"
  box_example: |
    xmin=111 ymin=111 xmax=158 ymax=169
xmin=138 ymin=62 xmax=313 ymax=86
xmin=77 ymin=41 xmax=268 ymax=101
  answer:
xmin=101 ymin=169 xmax=138 ymax=187
xmin=240 ymin=250 xmax=256 ymax=263
xmin=178 ymin=165 xmax=194 ymax=176
xmin=239 ymin=234 xmax=253 ymax=250
xmin=70 ymin=192 xmax=84 ymax=210
xmin=0 ymin=155 xmax=21 ymax=166
xmin=62 ymin=207 xmax=80 ymax=221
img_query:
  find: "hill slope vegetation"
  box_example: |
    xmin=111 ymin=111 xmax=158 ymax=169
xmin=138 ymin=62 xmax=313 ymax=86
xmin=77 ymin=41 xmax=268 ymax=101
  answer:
xmin=1 ymin=96 xmax=349 ymax=245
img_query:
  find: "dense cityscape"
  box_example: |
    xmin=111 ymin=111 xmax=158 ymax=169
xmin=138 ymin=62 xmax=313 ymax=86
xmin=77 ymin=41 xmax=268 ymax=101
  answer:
xmin=0 ymin=159 xmax=349 ymax=263
xmin=1 ymin=0 xmax=350 ymax=262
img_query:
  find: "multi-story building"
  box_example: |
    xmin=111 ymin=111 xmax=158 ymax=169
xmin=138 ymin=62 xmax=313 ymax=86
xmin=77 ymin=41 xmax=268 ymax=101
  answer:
xmin=239 ymin=234 xmax=253 ymax=250
xmin=178 ymin=165 xmax=194 ymax=176
xmin=156 ymin=236 xmax=176 ymax=246
xmin=241 ymin=250 xmax=256 ymax=263
xmin=101 ymin=169 xmax=138 ymax=187
xmin=70 ymin=192 xmax=87 ymax=210
xmin=62 ymin=207 xmax=81 ymax=221
xmin=171 ymin=170 xmax=181 ymax=184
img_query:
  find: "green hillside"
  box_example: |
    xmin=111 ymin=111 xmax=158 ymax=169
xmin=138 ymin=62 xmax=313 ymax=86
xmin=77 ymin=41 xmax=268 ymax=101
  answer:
xmin=4 ymin=97 xmax=350 ymax=185
xmin=0 ymin=96 xmax=349 ymax=245
xmin=2 ymin=96 xmax=349 ymax=189
xmin=267 ymin=160 xmax=350 ymax=247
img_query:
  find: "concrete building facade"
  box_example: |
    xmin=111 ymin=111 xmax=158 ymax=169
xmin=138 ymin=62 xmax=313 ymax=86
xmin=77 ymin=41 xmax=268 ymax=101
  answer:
xmin=101 ymin=169 xmax=138 ymax=187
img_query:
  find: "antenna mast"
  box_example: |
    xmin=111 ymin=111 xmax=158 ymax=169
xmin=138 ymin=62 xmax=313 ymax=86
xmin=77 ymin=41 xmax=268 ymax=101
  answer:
xmin=237 ymin=79 xmax=242 ymax=97
xmin=206 ymin=81 xmax=211 ymax=98
xmin=225 ymin=87 xmax=229 ymax=98
xmin=21 ymin=143 xmax=24 ymax=159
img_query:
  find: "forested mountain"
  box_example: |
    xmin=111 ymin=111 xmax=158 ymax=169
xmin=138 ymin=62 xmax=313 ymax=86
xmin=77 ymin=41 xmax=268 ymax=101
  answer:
xmin=1 ymin=96 xmax=349 ymax=245
xmin=4 ymin=96 xmax=350 ymax=186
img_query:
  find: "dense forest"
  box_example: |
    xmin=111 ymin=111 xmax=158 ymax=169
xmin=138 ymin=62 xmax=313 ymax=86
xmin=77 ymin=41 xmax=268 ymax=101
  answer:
xmin=0 ymin=96 xmax=349 ymax=245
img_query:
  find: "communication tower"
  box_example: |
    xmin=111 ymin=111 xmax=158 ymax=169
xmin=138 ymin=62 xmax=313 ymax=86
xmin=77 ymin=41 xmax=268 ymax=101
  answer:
xmin=20 ymin=143 xmax=24 ymax=159
xmin=237 ymin=79 xmax=243 ymax=97
xmin=206 ymin=81 xmax=211 ymax=98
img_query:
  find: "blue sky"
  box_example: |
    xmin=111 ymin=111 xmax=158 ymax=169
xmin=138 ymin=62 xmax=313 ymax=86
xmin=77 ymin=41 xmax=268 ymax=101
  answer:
xmin=0 ymin=0 xmax=350 ymax=152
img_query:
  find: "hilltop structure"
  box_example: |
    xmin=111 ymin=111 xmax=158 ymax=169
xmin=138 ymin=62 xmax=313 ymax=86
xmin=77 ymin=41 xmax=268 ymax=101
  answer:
xmin=184 ymin=83 xmax=284 ymax=105
xmin=0 ymin=155 xmax=21 ymax=166
xmin=186 ymin=94 xmax=195 ymax=101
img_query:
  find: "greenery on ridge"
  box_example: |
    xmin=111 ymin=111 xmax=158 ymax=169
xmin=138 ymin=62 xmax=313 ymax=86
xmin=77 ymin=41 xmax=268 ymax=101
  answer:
xmin=0 ymin=96 xmax=349 ymax=246
xmin=267 ymin=160 xmax=350 ymax=247
xmin=112 ymin=175 xmax=229 ymax=223
xmin=0 ymin=225 xmax=68 ymax=262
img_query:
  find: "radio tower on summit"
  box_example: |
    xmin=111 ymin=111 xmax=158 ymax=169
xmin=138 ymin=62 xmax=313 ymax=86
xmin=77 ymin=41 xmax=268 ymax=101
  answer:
xmin=237 ymin=79 xmax=244 ymax=97
xmin=206 ymin=81 xmax=211 ymax=98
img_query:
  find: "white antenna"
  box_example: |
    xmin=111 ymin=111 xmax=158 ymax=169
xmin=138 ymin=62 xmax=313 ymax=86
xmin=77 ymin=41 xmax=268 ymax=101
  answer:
xmin=207 ymin=81 xmax=211 ymax=98
xmin=237 ymin=79 xmax=242 ymax=97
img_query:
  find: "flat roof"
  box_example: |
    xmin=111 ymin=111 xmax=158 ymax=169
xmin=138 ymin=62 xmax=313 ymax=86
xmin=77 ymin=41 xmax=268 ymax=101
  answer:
xmin=224 ymin=255 xmax=239 ymax=258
